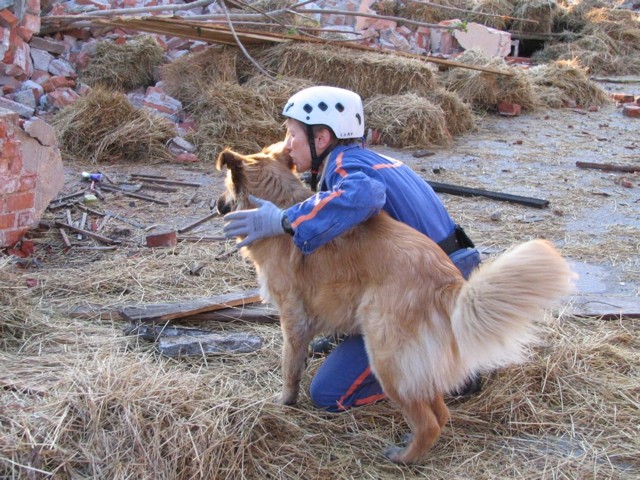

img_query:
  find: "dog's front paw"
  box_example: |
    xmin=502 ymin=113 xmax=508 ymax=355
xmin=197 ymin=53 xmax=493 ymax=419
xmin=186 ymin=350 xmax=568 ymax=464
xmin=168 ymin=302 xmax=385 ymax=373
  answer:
xmin=383 ymin=445 xmax=407 ymax=464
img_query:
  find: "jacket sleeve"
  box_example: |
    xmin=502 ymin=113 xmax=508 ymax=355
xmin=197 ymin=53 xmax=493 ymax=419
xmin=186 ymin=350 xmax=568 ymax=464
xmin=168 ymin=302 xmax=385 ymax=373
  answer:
xmin=285 ymin=167 xmax=386 ymax=254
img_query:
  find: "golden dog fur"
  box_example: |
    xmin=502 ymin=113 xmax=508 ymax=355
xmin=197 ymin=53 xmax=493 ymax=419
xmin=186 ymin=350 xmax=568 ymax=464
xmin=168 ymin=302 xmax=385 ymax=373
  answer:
xmin=216 ymin=143 xmax=576 ymax=464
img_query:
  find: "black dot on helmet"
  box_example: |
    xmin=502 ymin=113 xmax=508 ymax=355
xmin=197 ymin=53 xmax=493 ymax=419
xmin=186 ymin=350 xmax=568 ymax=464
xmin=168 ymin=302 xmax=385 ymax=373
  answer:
xmin=335 ymin=103 xmax=345 ymax=113
xmin=356 ymin=113 xmax=362 ymax=125
xmin=303 ymin=104 xmax=313 ymax=114
xmin=318 ymin=102 xmax=328 ymax=111
xmin=306 ymin=116 xmax=310 ymax=120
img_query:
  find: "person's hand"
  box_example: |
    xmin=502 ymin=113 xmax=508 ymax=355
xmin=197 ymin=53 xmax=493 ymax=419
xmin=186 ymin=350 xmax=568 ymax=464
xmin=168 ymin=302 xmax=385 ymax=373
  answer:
xmin=223 ymin=195 xmax=286 ymax=248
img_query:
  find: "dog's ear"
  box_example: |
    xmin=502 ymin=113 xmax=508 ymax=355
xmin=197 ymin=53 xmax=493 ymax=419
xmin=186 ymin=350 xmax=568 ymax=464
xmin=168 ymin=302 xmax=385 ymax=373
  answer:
xmin=216 ymin=148 xmax=244 ymax=172
xmin=262 ymin=141 xmax=294 ymax=170
xmin=217 ymin=149 xmax=248 ymax=189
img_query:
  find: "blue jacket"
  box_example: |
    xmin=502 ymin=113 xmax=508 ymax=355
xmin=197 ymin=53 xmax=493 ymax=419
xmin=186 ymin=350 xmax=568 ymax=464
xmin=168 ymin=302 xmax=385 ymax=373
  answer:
xmin=285 ymin=144 xmax=456 ymax=255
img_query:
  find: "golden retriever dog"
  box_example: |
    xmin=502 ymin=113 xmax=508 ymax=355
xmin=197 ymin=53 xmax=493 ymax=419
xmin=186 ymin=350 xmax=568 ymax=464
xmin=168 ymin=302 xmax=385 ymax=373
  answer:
xmin=216 ymin=143 xmax=576 ymax=464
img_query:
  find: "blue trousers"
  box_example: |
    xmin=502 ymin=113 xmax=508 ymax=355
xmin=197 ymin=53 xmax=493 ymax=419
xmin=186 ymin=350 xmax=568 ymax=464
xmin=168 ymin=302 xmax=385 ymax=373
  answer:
xmin=309 ymin=247 xmax=480 ymax=412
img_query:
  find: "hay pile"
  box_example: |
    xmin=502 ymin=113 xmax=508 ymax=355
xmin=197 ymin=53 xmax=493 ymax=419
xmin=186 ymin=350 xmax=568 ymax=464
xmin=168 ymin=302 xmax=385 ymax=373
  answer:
xmin=184 ymin=82 xmax=284 ymax=160
xmin=470 ymin=0 xmax=516 ymax=30
xmin=527 ymin=59 xmax=611 ymax=108
xmin=533 ymin=3 xmax=640 ymax=74
xmin=424 ymin=87 xmax=476 ymax=136
xmin=52 ymin=86 xmax=176 ymax=163
xmin=441 ymin=49 xmax=539 ymax=111
xmin=159 ymin=46 xmax=240 ymax=107
xmin=257 ymin=43 xmax=438 ymax=99
xmin=81 ymin=35 xmax=164 ymax=91
xmin=397 ymin=0 xmax=475 ymax=24
xmin=510 ymin=0 xmax=559 ymax=34
xmin=365 ymin=93 xmax=452 ymax=148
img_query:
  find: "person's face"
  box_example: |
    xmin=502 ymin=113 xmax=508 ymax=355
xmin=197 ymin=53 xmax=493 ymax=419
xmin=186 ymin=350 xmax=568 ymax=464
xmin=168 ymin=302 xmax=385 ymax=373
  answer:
xmin=284 ymin=119 xmax=313 ymax=173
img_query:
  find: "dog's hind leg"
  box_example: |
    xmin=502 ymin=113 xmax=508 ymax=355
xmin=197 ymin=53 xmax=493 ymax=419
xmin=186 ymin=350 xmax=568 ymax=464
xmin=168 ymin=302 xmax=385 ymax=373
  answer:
xmin=383 ymin=395 xmax=444 ymax=464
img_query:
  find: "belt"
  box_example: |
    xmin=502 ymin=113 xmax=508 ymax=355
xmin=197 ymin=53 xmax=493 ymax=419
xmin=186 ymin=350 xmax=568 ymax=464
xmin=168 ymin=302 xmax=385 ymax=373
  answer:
xmin=438 ymin=230 xmax=462 ymax=255
xmin=438 ymin=225 xmax=475 ymax=255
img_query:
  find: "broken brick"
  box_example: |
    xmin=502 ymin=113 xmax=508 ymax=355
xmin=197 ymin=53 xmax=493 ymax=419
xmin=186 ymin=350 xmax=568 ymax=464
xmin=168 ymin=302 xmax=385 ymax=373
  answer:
xmin=497 ymin=102 xmax=522 ymax=117
xmin=146 ymin=230 xmax=177 ymax=248
xmin=622 ymin=104 xmax=640 ymax=118
xmin=612 ymin=93 xmax=635 ymax=104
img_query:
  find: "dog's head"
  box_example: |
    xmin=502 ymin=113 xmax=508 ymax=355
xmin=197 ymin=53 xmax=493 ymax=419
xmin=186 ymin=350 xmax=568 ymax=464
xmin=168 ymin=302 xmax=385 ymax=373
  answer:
xmin=216 ymin=142 xmax=310 ymax=215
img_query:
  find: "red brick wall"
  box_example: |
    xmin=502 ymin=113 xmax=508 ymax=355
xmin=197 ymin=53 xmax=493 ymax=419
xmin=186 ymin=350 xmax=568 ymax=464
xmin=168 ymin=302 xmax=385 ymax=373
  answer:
xmin=0 ymin=112 xmax=36 ymax=247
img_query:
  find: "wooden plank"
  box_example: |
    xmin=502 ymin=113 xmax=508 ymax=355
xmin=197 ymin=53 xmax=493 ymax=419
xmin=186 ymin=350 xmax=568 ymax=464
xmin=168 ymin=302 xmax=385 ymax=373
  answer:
xmin=427 ymin=181 xmax=549 ymax=209
xmin=120 ymin=289 xmax=263 ymax=323
xmin=568 ymin=295 xmax=640 ymax=320
xmin=576 ymin=161 xmax=640 ymax=173
xmin=69 ymin=302 xmax=277 ymax=323
xmin=187 ymin=304 xmax=279 ymax=323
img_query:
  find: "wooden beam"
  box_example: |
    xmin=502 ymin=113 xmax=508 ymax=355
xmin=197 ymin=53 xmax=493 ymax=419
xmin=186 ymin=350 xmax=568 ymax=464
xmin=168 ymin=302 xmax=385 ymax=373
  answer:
xmin=427 ymin=181 xmax=549 ymax=209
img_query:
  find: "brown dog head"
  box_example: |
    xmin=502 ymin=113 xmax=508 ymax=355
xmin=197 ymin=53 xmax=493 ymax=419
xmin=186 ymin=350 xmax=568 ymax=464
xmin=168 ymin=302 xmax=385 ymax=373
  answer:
xmin=215 ymin=142 xmax=310 ymax=216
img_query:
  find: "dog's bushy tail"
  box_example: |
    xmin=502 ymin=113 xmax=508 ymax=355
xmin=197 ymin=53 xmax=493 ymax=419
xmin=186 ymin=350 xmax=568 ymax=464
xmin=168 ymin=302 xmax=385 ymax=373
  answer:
xmin=451 ymin=239 xmax=576 ymax=375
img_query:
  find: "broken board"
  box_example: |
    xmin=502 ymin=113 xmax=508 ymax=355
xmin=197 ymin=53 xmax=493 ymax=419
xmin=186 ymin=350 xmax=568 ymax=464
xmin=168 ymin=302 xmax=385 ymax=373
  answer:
xmin=120 ymin=289 xmax=262 ymax=323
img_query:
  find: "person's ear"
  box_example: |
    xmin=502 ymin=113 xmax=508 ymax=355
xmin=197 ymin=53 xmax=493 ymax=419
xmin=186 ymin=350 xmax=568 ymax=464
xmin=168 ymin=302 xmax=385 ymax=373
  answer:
xmin=315 ymin=128 xmax=333 ymax=151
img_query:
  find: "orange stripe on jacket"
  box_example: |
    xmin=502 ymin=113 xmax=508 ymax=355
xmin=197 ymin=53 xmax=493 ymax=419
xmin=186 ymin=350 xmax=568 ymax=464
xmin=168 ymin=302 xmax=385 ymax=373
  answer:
xmin=291 ymin=190 xmax=343 ymax=228
xmin=337 ymin=366 xmax=374 ymax=411
xmin=354 ymin=393 xmax=386 ymax=407
xmin=373 ymin=159 xmax=403 ymax=170
xmin=335 ymin=152 xmax=347 ymax=177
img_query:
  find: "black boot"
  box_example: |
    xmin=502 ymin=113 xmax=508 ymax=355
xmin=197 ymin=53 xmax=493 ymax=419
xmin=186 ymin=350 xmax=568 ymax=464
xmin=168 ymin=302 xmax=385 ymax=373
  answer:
xmin=309 ymin=334 xmax=345 ymax=358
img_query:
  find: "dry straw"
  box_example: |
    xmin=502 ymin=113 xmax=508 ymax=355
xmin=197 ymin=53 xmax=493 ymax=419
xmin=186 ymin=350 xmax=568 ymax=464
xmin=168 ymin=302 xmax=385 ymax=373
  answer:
xmin=440 ymin=49 xmax=539 ymax=112
xmin=1 ymin=246 xmax=637 ymax=478
xmin=364 ymin=93 xmax=452 ymax=148
xmin=527 ymin=59 xmax=611 ymax=108
xmin=533 ymin=3 xmax=640 ymax=75
xmin=397 ymin=0 xmax=476 ymax=24
xmin=184 ymin=82 xmax=284 ymax=161
xmin=424 ymin=87 xmax=477 ymax=136
xmin=258 ymin=43 xmax=438 ymax=99
xmin=510 ymin=0 xmax=559 ymax=34
xmin=81 ymin=35 xmax=164 ymax=91
xmin=52 ymin=86 xmax=176 ymax=163
xmin=160 ymin=46 xmax=239 ymax=107
xmin=470 ymin=0 xmax=516 ymax=30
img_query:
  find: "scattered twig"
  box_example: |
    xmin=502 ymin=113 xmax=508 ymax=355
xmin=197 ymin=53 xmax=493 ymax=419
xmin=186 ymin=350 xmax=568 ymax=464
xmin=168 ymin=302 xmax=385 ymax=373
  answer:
xmin=100 ymin=184 xmax=170 ymax=205
xmin=103 ymin=210 xmax=146 ymax=229
xmin=59 ymin=228 xmax=72 ymax=248
xmin=177 ymin=212 xmax=219 ymax=234
xmin=55 ymin=221 xmax=119 ymax=245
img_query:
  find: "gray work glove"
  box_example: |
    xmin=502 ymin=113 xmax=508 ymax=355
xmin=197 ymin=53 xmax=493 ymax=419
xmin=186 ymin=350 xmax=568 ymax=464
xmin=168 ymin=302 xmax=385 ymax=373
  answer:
xmin=223 ymin=195 xmax=286 ymax=248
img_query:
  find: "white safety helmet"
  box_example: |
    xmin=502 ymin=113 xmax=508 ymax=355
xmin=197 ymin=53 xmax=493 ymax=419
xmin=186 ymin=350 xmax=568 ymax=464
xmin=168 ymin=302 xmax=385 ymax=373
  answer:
xmin=282 ymin=86 xmax=365 ymax=139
